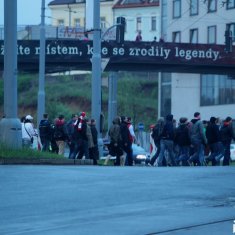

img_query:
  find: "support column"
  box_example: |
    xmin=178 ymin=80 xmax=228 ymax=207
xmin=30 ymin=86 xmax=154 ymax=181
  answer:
xmin=91 ymin=0 xmax=103 ymax=157
xmin=0 ymin=0 xmax=22 ymax=148
xmin=37 ymin=0 xmax=46 ymax=128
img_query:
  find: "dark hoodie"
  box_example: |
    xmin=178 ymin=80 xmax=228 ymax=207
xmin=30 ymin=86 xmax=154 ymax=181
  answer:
xmin=206 ymin=117 xmax=220 ymax=145
xmin=175 ymin=122 xmax=191 ymax=146
xmin=54 ymin=119 xmax=68 ymax=141
xmin=160 ymin=114 xmax=175 ymax=141
xmin=220 ymin=120 xmax=234 ymax=143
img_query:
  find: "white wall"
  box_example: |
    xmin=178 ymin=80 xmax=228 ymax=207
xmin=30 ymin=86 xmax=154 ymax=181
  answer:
xmin=166 ymin=1 xmax=235 ymax=44
xmin=171 ymin=73 xmax=235 ymax=122
xmin=114 ymin=6 xmax=160 ymax=42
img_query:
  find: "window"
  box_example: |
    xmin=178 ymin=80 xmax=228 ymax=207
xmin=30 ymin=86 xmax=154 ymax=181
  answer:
xmin=190 ymin=0 xmax=198 ymax=15
xmin=189 ymin=28 xmax=198 ymax=43
xmin=57 ymin=19 xmax=64 ymax=26
xmin=201 ymin=74 xmax=235 ymax=106
xmin=173 ymin=0 xmax=181 ymax=18
xmin=74 ymin=18 xmax=80 ymax=27
xmin=227 ymin=0 xmax=235 ymax=9
xmin=100 ymin=17 xmax=106 ymax=29
xmin=151 ymin=16 xmax=157 ymax=31
xmin=228 ymin=23 xmax=235 ymax=42
xmin=207 ymin=26 xmax=216 ymax=44
xmin=136 ymin=17 xmax=141 ymax=31
xmin=172 ymin=31 xmax=181 ymax=42
xmin=208 ymin=0 xmax=217 ymax=12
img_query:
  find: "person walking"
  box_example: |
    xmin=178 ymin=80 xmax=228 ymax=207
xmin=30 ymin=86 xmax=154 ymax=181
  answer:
xmin=157 ymin=114 xmax=176 ymax=167
xmin=22 ymin=114 xmax=37 ymax=148
xmin=149 ymin=117 xmax=165 ymax=166
xmin=205 ymin=117 xmax=222 ymax=166
xmin=66 ymin=114 xmax=78 ymax=158
xmin=188 ymin=112 xmax=207 ymax=166
xmin=54 ymin=114 xmax=68 ymax=155
xmin=120 ymin=116 xmax=132 ymax=166
xmin=104 ymin=116 xmax=124 ymax=166
xmin=219 ymin=116 xmax=235 ymax=166
xmin=71 ymin=112 xmax=88 ymax=159
xmin=89 ymin=118 xmax=99 ymax=165
xmin=39 ymin=113 xmax=52 ymax=152
xmin=175 ymin=117 xmax=191 ymax=166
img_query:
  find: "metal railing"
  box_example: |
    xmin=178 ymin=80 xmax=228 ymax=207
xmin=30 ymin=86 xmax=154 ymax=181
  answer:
xmin=0 ymin=25 xmax=114 ymax=40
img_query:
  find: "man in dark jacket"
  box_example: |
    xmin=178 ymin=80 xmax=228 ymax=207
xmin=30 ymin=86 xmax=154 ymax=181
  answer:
xmin=89 ymin=118 xmax=99 ymax=165
xmin=157 ymin=114 xmax=176 ymax=166
xmin=149 ymin=117 xmax=164 ymax=166
xmin=175 ymin=117 xmax=191 ymax=166
xmin=205 ymin=117 xmax=222 ymax=166
xmin=120 ymin=116 xmax=133 ymax=166
xmin=71 ymin=112 xmax=88 ymax=160
xmin=66 ymin=114 xmax=78 ymax=158
xmin=220 ymin=116 xmax=234 ymax=166
xmin=39 ymin=113 xmax=52 ymax=152
xmin=104 ymin=116 xmax=124 ymax=166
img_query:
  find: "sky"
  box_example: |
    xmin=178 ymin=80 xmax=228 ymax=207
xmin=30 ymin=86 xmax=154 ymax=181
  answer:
xmin=0 ymin=0 xmax=52 ymax=25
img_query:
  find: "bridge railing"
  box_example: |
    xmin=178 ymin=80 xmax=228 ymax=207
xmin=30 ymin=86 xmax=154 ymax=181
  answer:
xmin=0 ymin=25 xmax=94 ymax=40
xmin=0 ymin=25 xmax=116 ymax=41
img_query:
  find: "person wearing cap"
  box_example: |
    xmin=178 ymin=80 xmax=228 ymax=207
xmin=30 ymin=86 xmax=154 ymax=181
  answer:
xmin=22 ymin=114 xmax=37 ymax=148
xmin=219 ymin=116 xmax=235 ymax=166
xmin=188 ymin=112 xmax=207 ymax=166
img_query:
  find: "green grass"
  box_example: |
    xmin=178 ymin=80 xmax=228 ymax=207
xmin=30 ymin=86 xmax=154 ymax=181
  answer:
xmin=0 ymin=71 xmax=159 ymax=132
xmin=0 ymin=144 xmax=64 ymax=159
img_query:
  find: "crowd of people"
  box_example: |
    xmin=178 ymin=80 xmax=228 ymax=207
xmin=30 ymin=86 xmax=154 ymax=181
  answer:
xmin=21 ymin=112 xmax=99 ymax=165
xmin=148 ymin=112 xmax=235 ymax=167
xmin=21 ymin=111 xmax=234 ymax=167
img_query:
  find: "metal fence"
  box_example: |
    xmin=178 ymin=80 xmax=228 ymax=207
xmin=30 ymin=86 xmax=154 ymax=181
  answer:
xmin=0 ymin=25 xmax=115 ymax=40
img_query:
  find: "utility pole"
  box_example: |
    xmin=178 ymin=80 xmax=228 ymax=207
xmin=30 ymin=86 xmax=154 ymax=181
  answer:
xmin=0 ymin=0 xmax=21 ymax=148
xmin=37 ymin=0 xmax=46 ymax=128
xmin=91 ymin=0 xmax=103 ymax=156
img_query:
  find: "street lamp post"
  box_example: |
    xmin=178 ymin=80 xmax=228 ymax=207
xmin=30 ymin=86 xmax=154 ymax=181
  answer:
xmin=37 ymin=0 xmax=46 ymax=128
xmin=0 ymin=0 xmax=21 ymax=148
xmin=91 ymin=0 xmax=103 ymax=156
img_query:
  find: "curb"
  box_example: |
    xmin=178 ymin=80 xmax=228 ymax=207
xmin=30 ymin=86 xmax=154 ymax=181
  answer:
xmin=0 ymin=158 xmax=94 ymax=165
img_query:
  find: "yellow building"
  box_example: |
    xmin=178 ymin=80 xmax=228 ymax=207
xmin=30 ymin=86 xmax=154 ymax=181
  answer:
xmin=48 ymin=0 xmax=116 ymax=29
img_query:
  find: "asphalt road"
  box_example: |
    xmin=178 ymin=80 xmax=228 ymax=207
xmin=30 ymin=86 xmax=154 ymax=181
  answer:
xmin=0 ymin=165 xmax=235 ymax=235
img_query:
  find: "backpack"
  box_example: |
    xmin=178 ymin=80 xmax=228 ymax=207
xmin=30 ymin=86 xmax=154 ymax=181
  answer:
xmin=53 ymin=125 xmax=64 ymax=139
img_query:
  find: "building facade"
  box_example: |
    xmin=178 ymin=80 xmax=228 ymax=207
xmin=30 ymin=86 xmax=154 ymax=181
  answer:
xmin=113 ymin=0 xmax=160 ymax=42
xmin=48 ymin=0 xmax=160 ymax=42
xmin=159 ymin=0 xmax=235 ymax=121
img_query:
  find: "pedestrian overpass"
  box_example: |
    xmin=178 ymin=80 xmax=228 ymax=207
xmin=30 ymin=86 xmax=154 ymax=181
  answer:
xmin=0 ymin=40 xmax=235 ymax=75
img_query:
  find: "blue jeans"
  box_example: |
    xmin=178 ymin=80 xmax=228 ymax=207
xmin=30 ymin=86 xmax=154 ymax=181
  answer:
xmin=157 ymin=139 xmax=176 ymax=166
xmin=177 ymin=146 xmax=190 ymax=166
xmin=208 ymin=142 xmax=222 ymax=166
xmin=189 ymin=140 xmax=204 ymax=166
